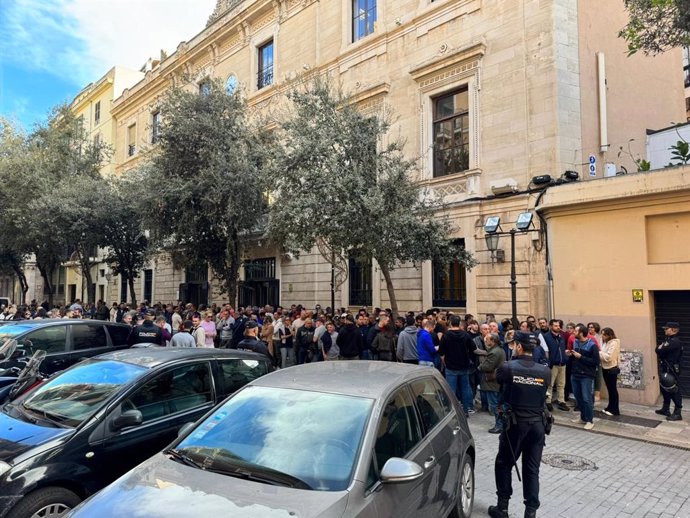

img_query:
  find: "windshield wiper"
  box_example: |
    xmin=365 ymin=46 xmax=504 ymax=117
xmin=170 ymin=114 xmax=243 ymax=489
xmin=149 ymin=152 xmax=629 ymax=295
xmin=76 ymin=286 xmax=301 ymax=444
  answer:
xmin=205 ymin=463 xmax=312 ymax=490
xmin=167 ymin=447 xmax=312 ymax=489
xmin=21 ymin=403 xmax=70 ymax=428
xmin=166 ymin=448 xmax=205 ymax=470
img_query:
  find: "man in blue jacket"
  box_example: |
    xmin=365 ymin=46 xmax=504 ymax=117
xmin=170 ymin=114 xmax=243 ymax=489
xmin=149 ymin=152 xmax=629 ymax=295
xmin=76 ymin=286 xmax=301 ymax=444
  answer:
xmin=543 ymin=319 xmax=569 ymax=412
xmin=567 ymin=323 xmax=600 ymax=430
xmin=417 ymin=319 xmax=437 ymax=367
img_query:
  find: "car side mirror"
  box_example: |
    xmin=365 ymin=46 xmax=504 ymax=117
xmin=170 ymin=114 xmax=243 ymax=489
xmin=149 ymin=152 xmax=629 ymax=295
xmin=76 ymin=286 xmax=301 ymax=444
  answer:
xmin=380 ymin=457 xmax=424 ymax=484
xmin=112 ymin=409 xmax=143 ymax=430
xmin=177 ymin=422 xmax=196 ymax=438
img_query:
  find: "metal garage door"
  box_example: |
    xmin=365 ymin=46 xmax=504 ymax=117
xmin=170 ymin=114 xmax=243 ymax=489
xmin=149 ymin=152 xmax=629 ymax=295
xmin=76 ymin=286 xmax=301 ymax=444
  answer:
xmin=654 ymin=291 xmax=690 ymax=397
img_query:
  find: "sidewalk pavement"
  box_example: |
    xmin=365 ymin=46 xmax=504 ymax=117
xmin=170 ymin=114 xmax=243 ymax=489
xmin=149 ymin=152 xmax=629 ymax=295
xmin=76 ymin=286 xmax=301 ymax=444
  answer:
xmin=552 ymin=398 xmax=690 ymax=450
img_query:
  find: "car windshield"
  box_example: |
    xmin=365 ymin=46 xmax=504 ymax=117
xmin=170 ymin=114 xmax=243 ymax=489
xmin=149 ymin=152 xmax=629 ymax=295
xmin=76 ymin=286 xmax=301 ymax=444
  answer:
xmin=20 ymin=359 xmax=147 ymax=427
xmin=175 ymin=386 xmax=373 ymax=491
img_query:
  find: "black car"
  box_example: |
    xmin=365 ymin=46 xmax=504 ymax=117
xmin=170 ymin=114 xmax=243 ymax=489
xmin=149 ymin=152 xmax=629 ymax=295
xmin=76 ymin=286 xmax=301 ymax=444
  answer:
xmin=0 ymin=347 xmax=273 ymax=518
xmin=0 ymin=320 xmax=132 ymax=375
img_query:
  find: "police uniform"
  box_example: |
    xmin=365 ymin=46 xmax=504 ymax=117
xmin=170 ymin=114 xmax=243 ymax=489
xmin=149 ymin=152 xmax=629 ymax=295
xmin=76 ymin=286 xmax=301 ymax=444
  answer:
xmin=655 ymin=322 xmax=683 ymax=420
xmin=127 ymin=319 xmax=163 ymax=346
xmin=490 ymin=332 xmax=551 ymax=518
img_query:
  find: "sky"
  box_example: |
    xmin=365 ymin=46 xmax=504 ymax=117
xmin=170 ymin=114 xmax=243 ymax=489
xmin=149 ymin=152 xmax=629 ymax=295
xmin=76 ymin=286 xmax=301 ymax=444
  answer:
xmin=0 ymin=0 xmax=216 ymax=131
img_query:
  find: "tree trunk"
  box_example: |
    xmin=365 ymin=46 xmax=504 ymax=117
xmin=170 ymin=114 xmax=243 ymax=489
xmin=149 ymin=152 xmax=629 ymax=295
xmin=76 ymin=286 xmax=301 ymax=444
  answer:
xmin=77 ymin=250 xmax=96 ymax=304
xmin=37 ymin=262 xmax=55 ymax=306
xmin=226 ymin=231 xmax=241 ymax=307
xmin=10 ymin=260 xmax=29 ymax=305
xmin=379 ymin=262 xmax=399 ymax=320
xmin=128 ymin=274 xmax=137 ymax=307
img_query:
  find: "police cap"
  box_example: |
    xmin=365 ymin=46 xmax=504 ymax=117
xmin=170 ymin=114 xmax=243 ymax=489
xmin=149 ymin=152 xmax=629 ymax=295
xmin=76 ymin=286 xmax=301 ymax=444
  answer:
xmin=514 ymin=331 xmax=538 ymax=351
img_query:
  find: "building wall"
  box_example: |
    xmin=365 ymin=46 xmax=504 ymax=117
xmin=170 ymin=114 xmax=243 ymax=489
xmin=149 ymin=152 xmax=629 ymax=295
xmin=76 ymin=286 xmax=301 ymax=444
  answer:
xmin=539 ymin=165 xmax=690 ymax=405
xmin=577 ymin=0 xmax=686 ymax=176
xmin=105 ymin=0 xmax=684 ymax=320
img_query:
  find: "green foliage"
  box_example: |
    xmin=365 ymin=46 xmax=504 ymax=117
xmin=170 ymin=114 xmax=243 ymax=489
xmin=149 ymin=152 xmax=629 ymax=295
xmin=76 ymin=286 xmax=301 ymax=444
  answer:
xmin=669 ymin=140 xmax=690 ymax=165
xmin=618 ymin=140 xmax=651 ymax=172
xmin=0 ymin=117 xmax=34 ymax=300
xmin=142 ymin=78 xmax=266 ymax=303
xmin=98 ymin=174 xmax=150 ymax=282
xmin=265 ymin=77 xmax=475 ymax=314
xmin=637 ymin=159 xmax=651 ymax=171
xmin=0 ymin=107 xmax=113 ymax=303
xmin=620 ymin=0 xmax=690 ymax=55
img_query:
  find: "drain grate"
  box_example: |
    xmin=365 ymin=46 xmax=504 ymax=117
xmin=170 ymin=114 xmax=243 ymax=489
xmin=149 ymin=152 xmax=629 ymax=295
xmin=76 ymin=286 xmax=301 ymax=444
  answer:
xmin=593 ymin=410 xmax=661 ymax=428
xmin=542 ymin=454 xmax=598 ymax=471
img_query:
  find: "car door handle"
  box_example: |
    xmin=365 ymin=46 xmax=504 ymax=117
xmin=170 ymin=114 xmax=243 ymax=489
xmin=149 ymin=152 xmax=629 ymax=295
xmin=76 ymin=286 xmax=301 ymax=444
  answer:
xmin=453 ymin=426 xmax=462 ymax=436
xmin=424 ymin=456 xmax=436 ymax=470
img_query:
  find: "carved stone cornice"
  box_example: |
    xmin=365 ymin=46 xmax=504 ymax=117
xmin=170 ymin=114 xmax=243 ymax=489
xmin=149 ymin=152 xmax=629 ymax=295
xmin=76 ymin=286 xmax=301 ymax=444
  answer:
xmin=409 ymin=41 xmax=486 ymax=86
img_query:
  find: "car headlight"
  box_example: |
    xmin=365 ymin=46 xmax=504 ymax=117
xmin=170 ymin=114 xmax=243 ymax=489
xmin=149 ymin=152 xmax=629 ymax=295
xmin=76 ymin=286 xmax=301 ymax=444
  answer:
xmin=0 ymin=461 xmax=10 ymax=477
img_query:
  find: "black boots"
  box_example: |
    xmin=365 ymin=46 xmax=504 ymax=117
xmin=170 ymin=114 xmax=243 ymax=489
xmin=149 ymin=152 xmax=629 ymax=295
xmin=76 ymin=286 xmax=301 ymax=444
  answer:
xmin=488 ymin=497 xmax=509 ymax=518
xmin=667 ymin=407 xmax=683 ymax=421
xmin=525 ymin=507 xmax=537 ymax=518
xmin=655 ymin=404 xmax=670 ymax=417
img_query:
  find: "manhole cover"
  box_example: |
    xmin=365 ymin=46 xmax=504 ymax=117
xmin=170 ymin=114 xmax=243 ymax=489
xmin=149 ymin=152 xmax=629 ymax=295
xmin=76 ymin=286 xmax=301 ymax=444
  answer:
xmin=541 ymin=454 xmax=598 ymax=471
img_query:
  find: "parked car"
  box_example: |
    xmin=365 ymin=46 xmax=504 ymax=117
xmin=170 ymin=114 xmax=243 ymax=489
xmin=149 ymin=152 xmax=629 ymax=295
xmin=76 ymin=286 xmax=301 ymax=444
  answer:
xmin=68 ymin=361 xmax=475 ymax=518
xmin=0 ymin=320 xmax=132 ymax=375
xmin=0 ymin=347 xmax=273 ymax=518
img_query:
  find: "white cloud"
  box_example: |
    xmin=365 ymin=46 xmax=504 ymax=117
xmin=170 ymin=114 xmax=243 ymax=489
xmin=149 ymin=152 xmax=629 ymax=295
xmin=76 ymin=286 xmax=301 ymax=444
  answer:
xmin=1 ymin=0 xmax=216 ymax=86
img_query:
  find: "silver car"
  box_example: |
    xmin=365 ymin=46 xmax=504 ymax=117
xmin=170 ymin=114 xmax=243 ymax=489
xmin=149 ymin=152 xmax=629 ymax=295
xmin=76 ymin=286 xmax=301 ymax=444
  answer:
xmin=67 ymin=361 xmax=475 ymax=518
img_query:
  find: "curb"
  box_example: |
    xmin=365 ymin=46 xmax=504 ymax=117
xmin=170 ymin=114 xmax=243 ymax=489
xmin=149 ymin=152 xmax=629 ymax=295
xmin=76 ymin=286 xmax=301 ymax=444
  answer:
xmin=553 ymin=416 xmax=690 ymax=451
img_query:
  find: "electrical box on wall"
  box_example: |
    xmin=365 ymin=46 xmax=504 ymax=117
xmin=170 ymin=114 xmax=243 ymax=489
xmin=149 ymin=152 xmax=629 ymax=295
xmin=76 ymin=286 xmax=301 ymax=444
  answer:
xmin=605 ymin=163 xmax=617 ymax=177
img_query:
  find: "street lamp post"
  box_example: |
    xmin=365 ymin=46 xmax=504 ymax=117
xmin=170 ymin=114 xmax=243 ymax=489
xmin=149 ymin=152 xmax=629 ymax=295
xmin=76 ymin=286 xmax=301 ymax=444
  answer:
xmin=484 ymin=213 xmax=540 ymax=330
xmin=509 ymin=228 xmax=518 ymax=330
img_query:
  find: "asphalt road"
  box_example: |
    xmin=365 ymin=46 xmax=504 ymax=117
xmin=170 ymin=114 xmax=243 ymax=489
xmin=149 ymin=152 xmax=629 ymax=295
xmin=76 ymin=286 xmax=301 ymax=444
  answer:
xmin=467 ymin=411 xmax=690 ymax=518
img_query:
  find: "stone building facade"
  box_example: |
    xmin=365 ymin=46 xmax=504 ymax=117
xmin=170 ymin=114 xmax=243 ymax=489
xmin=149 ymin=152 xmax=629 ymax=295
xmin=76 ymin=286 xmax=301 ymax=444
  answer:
xmin=106 ymin=0 xmax=684 ymax=320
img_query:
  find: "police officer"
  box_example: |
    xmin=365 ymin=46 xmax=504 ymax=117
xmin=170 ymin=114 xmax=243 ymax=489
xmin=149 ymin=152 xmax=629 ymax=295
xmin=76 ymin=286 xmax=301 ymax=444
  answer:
xmin=655 ymin=322 xmax=683 ymax=421
xmin=489 ymin=331 xmax=551 ymax=518
xmin=236 ymin=321 xmax=273 ymax=362
xmin=127 ymin=310 xmax=163 ymax=346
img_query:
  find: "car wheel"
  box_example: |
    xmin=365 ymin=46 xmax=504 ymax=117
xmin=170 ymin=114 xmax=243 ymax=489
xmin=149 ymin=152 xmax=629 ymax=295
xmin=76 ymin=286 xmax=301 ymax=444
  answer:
xmin=450 ymin=454 xmax=474 ymax=518
xmin=7 ymin=487 xmax=81 ymax=518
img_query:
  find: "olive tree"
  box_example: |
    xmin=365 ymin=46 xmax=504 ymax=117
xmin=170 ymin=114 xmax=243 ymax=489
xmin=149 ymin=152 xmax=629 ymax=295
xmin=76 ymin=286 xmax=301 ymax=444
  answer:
xmin=142 ymin=78 xmax=267 ymax=304
xmin=265 ymin=78 xmax=475 ymax=316
xmin=620 ymin=0 xmax=690 ymax=54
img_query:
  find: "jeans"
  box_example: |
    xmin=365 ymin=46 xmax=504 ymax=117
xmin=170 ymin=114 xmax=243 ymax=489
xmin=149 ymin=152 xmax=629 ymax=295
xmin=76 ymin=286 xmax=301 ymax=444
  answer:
xmin=419 ymin=360 xmax=435 ymax=367
xmin=571 ymin=375 xmax=594 ymax=423
xmin=445 ymin=368 xmax=475 ymax=414
xmin=486 ymin=390 xmax=502 ymax=429
xmin=594 ymin=364 xmax=603 ymax=392
xmin=280 ymin=347 xmax=294 ymax=369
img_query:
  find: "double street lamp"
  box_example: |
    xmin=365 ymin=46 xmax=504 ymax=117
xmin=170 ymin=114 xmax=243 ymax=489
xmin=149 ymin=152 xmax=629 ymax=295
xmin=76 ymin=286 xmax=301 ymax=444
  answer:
xmin=484 ymin=211 xmax=540 ymax=330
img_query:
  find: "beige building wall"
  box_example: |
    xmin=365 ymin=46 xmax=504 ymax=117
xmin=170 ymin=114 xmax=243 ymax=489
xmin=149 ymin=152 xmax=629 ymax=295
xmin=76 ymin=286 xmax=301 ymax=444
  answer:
xmin=577 ymin=1 xmax=686 ymax=176
xmin=106 ymin=0 xmax=683 ymax=318
xmin=67 ymin=67 xmax=143 ymax=304
xmin=72 ymin=66 xmax=143 ymax=177
xmin=539 ymin=165 xmax=690 ymax=405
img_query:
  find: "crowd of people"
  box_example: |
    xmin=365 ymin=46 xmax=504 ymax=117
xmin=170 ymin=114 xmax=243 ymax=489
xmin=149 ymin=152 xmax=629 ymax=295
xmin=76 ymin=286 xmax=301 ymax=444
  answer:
xmin=3 ymin=298 xmax=632 ymax=430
